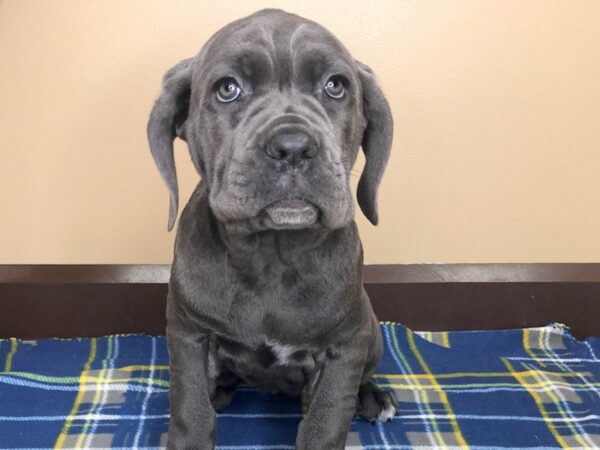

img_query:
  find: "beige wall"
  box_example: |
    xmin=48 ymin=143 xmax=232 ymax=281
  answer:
xmin=1 ymin=0 xmax=599 ymax=264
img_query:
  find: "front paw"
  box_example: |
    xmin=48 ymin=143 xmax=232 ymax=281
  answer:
xmin=356 ymin=381 xmax=399 ymax=424
xmin=167 ymin=432 xmax=215 ymax=450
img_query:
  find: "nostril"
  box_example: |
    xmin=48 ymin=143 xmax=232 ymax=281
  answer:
xmin=275 ymin=148 xmax=288 ymax=160
xmin=265 ymin=144 xmax=286 ymax=161
xmin=302 ymin=145 xmax=317 ymax=160
xmin=266 ymin=132 xmax=316 ymax=164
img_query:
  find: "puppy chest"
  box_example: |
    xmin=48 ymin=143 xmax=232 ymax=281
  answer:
xmin=212 ymin=335 xmax=325 ymax=395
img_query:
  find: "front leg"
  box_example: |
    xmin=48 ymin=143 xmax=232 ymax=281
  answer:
xmin=296 ymin=331 xmax=369 ymax=450
xmin=167 ymin=325 xmax=216 ymax=450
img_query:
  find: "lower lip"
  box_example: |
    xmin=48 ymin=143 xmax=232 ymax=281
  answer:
xmin=264 ymin=199 xmax=318 ymax=227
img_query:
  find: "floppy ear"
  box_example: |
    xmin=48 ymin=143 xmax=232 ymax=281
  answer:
xmin=356 ymin=61 xmax=393 ymax=225
xmin=147 ymin=58 xmax=193 ymax=231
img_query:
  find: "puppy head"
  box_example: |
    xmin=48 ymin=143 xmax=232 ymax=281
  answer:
xmin=148 ymin=9 xmax=392 ymax=232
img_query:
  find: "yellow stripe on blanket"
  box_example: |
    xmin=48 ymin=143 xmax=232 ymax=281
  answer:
xmin=53 ymin=338 xmax=97 ymax=449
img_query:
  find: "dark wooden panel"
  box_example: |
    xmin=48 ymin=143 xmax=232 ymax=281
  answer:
xmin=0 ymin=284 xmax=168 ymax=339
xmin=366 ymin=283 xmax=600 ymax=340
xmin=1 ymin=265 xmax=599 ymax=339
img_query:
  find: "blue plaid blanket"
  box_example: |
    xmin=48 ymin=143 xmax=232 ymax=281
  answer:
xmin=1 ymin=323 xmax=599 ymax=449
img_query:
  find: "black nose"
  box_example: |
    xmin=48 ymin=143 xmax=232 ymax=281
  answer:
xmin=266 ymin=132 xmax=317 ymax=165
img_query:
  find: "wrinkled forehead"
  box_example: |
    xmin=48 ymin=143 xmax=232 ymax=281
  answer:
xmin=196 ymin=14 xmax=356 ymax=85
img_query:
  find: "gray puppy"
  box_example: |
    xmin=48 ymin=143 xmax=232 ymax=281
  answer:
xmin=148 ymin=9 xmax=397 ymax=450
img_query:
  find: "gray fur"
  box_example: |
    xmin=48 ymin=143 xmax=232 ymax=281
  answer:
xmin=147 ymin=9 xmax=396 ymax=449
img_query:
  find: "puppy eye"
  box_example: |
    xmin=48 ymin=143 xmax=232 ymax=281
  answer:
xmin=216 ymin=78 xmax=242 ymax=103
xmin=324 ymin=76 xmax=346 ymax=99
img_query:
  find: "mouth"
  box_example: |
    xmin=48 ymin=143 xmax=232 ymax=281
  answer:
xmin=263 ymin=199 xmax=319 ymax=229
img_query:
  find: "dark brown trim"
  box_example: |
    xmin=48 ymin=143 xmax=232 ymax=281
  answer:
xmin=1 ymin=264 xmax=599 ymax=340
xmin=3 ymin=263 xmax=600 ymax=284
xmin=0 ymin=264 xmax=170 ymax=284
xmin=363 ymin=263 xmax=600 ymax=283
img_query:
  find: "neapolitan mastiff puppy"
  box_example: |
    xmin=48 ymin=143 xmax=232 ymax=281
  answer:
xmin=148 ymin=9 xmax=397 ymax=449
